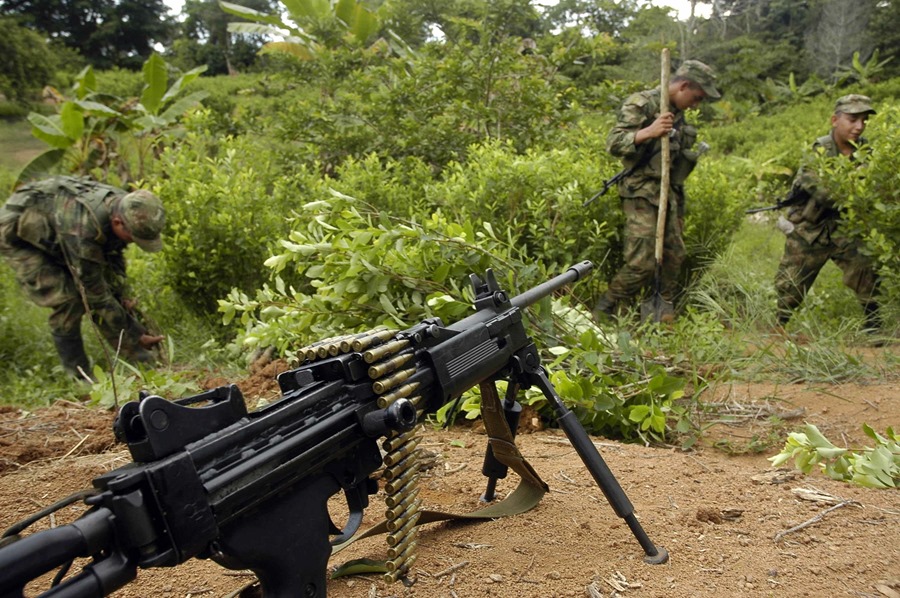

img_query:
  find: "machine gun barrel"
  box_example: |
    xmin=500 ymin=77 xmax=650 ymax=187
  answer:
xmin=511 ymin=260 xmax=593 ymax=310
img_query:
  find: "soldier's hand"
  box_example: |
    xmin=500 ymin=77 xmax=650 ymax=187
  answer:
xmin=649 ymin=112 xmax=675 ymax=137
xmin=636 ymin=112 xmax=674 ymax=144
xmin=139 ymin=334 xmax=165 ymax=349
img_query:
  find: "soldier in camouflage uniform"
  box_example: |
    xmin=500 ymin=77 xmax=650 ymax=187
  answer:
xmin=774 ymin=94 xmax=880 ymax=330
xmin=0 ymin=176 xmax=166 ymax=377
xmin=595 ymin=60 xmax=720 ymax=322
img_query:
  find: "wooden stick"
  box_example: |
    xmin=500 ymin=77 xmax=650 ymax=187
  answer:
xmin=655 ymin=47 xmax=671 ymax=265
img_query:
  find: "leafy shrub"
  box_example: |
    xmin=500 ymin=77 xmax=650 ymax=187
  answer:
xmin=217 ymin=189 xmax=696 ymax=442
xmin=218 ymin=189 xmax=532 ymax=358
xmin=269 ymin=37 xmax=580 ymax=173
xmin=425 ymin=138 xmax=620 ymax=285
xmin=823 ymin=104 xmax=900 ymax=304
xmin=154 ymin=118 xmax=313 ymax=314
xmin=770 ymin=423 xmax=899 ymax=488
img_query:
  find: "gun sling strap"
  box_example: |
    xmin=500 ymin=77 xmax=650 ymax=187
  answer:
xmin=329 ymin=380 xmax=549 ymax=576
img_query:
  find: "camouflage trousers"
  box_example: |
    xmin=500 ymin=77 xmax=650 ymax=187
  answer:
xmin=0 ymin=212 xmax=129 ymax=345
xmin=775 ymin=229 xmax=878 ymax=323
xmin=606 ymin=197 xmax=686 ymax=303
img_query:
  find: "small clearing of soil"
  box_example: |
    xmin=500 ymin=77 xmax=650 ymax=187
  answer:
xmin=1 ymin=356 xmax=898 ymax=598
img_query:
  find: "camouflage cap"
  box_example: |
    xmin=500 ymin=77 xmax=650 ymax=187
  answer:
xmin=119 ymin=189 xmax=165 ymax=253
xmin=834 ymin=94 xmax=876 ymax=115
xmin=674 ymin=60 xmax=721 ymax=99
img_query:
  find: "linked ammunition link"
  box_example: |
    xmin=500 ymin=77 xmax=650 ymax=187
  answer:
xmin=296 ymin=328 xmax=397 ymax=363
xmin=302 ymin=326 xmax=427 ymax=583
xmin=379 ymin=420 xmax=423 ymax=583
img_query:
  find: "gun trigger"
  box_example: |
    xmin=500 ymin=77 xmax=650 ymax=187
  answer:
xmin=329 ymin=484 xmax=367 ymax=545
xmin=327 ymin=515 xmax=342 ymax=536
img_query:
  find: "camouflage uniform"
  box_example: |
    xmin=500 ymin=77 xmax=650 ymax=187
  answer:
xmin=0 ymin=176 xmax=165 ymax=373
xmin=599 ymin=61 xmax=718 ymax=316
xmin=774 ymin=96 xmax=879 ymax=326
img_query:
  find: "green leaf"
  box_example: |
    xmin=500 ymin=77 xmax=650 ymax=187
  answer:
xmin=433 ymin=262 xmax=451 ymax=283
xmin=628 ymin=405 xmax=650 ymax=423
xmin=379 ymin=294 xmax=398 ymax=316
xmin=73 ymin=100 xmax=120 ymax=116
xmin=15 ymin=149 xmax=67 ymax=186
xmin=59 ymin=102 xmax=85 ymax=141
xmin=803 ymin=423 xmax=836 ymax=448
xmin=160 ymin=66 xmax=207 ymax=106
xmin=331 ymin=558 xmax=388 ymax=578
xmin=28 ymin=113 xmax=74 ymax=148
xmin=73 ymin=65 xmax=96 ymax=100
xmin=160 ymin=91 xmax=210 ymax=123
xmin=141 ymin=53 xmax=168 ymax=115
xmin=284 ymin=0 xmax=330 ymax=20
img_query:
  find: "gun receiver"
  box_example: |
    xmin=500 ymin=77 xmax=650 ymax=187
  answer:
xmin=0 ymin=260 xmax=667 ymax=598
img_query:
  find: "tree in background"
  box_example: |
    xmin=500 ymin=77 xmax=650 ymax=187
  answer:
xmin=0 ymin=17 xmax=59 ymax=103
xmin=170 ymin=0 xmax=275 ymax=75
xmin=0 ymin=0 xmax=174 ymax=69
xmin=868 ymin=0 xmax=900 ymax=79
xmin=805 ymin=0 xmax=876 ymax=82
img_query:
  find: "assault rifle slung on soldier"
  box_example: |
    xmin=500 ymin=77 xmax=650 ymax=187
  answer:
xmin=585 ymin=140 xmax=709 ymax=207
xmin=745 ymin=185 xmax=811 ymax=214
xmin=0 ymin=261 xmax=668 ymax=598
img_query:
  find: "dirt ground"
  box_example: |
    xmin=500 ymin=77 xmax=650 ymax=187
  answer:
xmin=0 ymin=356 xmax=898 ymax=598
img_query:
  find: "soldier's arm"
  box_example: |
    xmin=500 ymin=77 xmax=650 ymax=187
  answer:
xmin=607 ymin=93 xmax=674 ymax=159
xmin=61 ymin=235 xmax=145 ymax=346
xmin=792 ymin=143 xmax=833 ymax=209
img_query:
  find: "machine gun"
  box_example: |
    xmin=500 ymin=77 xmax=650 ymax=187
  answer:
xmin=0 ymin=261 xmax=668 ymax=598
xmin=745 ymin=184 xmax=811 ymax=214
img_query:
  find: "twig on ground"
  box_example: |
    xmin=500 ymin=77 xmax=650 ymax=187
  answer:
xmin=686 ymin=454 xmax=712 ymax=472
xmin=58 ymin=435 xmax=90 ymax=461
xmin=774 ymin=500 xmax=859 ymax=543
xmin=434 ymin=561 xmax=468 ymax=579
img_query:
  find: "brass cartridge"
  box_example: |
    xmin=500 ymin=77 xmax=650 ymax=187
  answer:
xmin=368 ymin=351 xmax=415 ymax=379
xmin=377 ymin=383 xmax=420 ymax=409
xmin=351 ymin=328 xmax=396 ymax=352
xmin=382 ymin=425 xmax=423 ymax=453
xmin=384 ymin=470 xmax=419 ymax=496
xmin=383 ymin=437 xmax=421 ymax=468
xmin=385 ymin=499 xmax=421 ymax=532
xmin=385 ymin=485 xmax=419 ymax=510
xmin=364 ymin=339 xmax=410 ymax=364
xmin=387 ymin=535 xmax=417 ymax=560
xmin=385 ymin=490 xmax=419 ymax=521
xmin=372 ymin=366 xmax=416 ymax=394
xmin=382 ymin=453 xmax=416 ymax=481
xmin=386 ymin=510 xmax=420 ymax=546
xmin=385 ymin=542 xmax=416 ymax=570
xmin=383 ymin=553 xmax=417 ymax=583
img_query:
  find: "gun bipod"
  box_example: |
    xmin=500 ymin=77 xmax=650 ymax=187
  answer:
xmin=520 ymin=357 xmax=669 ymax=565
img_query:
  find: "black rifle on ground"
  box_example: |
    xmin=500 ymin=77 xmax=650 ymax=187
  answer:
xmin=745 ymin=185 xmax=811 ymax=214
xmin=0 ymin=261 xmax=668 ymax=598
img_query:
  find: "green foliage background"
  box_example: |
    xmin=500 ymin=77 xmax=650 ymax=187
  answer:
xmin=1 ymin=1 xmax=898 ymax=449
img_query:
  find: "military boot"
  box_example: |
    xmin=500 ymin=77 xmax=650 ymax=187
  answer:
xmin=863 ymin=301 xmax=881 ymax=332
xmin=52 ymin=333 xmax=92 ymax=380
xmin=593 ymin=293 xmax=617 ymax=321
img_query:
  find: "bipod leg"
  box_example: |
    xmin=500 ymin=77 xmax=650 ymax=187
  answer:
xmin=479 ymin=380 xmax=522 ymax=502
xmin=527 ymin=366 xmax=668 ymax=564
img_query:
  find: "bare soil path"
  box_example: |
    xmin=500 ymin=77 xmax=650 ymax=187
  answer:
xmin=1 ymin=357 xmax=897 ymax=598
